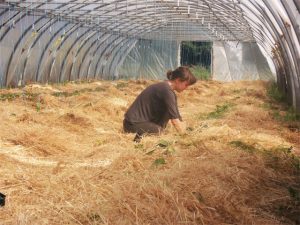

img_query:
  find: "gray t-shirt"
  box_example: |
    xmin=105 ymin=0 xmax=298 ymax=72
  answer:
xmin=125 ymin=81 xmax=182 ymax=127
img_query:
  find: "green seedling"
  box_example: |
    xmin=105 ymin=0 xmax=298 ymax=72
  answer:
xmin=84 ymin=102 xmax=93 ymax=107
xmin=283 ymin=108 xmax=300 ymax=122
xmin=52 ymin=92 xmax=69 ymax=97
xmin=94 ymin=87 xmax=106 ymax=92
xmin=153 ymin=157 xmax=166 ymax=166
xmin=163 ymin=146 xmax=175 ymax=155
xmin=267 ymin=82 xmax=286 ymax=102
xmin=288 ymin=186 xmax=300 ymax=202
xmin=232 ymin=89 xmax=242 ymax=94
xmin=36 ymin=102 xmax=41 ymax=112
xmin=52 ymin=90 xmax=80 ymax=97
xmin=95 ymin=139 xmax=108 ymax=146
xmin=134 ymin=143 xmax=144 ymax=150
xmin=192 ymin=192 xmax=205 ymax=203
xmin=207 ymin=103 xmax=232 ymax=119
xmin=87 ymin=213 xmax=103 ymax=222
xmin=229 ymin=140 xmax=256 ymax=153
xmin=186 ymin=127 xmax=194 ymax=131
xmin=157 ymin=139 xmax=170 ymax=148
xmin=116 ymin=82 xmax=128 ymax=89
xmin=260 ymin=146 xmax=300 ymax=171
xmin=0 ymin=93 xmax=20 ymax=101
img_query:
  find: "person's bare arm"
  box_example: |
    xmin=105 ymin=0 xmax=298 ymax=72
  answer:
xmin=170 ymin=119 xmax=186 ymax=134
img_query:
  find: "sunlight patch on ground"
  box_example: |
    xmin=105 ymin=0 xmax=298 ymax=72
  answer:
xmin=0 ymin=142 xmax=112 ymax=168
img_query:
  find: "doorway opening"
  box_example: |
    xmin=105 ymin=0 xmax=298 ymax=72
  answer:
xmin=181 ymin=41 xmax=212 ymax=80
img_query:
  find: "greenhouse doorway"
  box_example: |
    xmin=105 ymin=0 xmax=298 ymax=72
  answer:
xmin=180 ymin=41 xmax=212 ymax=80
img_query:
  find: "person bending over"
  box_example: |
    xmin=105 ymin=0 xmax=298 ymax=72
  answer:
xmin=123 ymin=66 xmax=197 ymax=142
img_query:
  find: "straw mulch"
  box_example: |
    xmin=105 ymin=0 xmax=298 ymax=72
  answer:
xmin=0 ymin=79 xmax=299 ymax=225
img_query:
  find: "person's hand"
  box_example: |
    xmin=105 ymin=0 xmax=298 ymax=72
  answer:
xmin=170 ymin=119 xmax=186 ymax=134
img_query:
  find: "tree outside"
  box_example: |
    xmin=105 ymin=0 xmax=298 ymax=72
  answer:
xmin=181 ymin=41 xmax=212 ymax=80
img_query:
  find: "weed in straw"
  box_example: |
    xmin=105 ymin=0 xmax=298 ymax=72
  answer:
xmin=0 ymin=93 xmax=20 ymax=101
xmin=206 ymin=103 xmax=232 ymax=119
xmin=229 ymin=140 xmax=257 ymax=153
xmin=267 ymin=82 xmax=286 ymax=103
xmin=152 ymin=157 xmax=166 ymax=166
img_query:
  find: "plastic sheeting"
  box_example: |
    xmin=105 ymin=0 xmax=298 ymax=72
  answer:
xmin=240 ymin=0 xmax=300 ymax=111
xmin=118 ymin=39 xmax=180 ymax=80
xmin=212 ymin=41 xmax=274 ymax=81
xmin=0 ymin=14 xmax=137 ymax=86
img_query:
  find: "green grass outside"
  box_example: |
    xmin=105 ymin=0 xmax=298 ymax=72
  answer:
xmin=189 ymin=65 xmax=211 ymax=80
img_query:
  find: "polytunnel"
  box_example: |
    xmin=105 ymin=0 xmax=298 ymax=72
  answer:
xmin=0 ymin=0 xmax=299 ymax=112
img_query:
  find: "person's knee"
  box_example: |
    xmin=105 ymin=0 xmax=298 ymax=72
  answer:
xmin=123 ymin=119 xmax=135 ymax=133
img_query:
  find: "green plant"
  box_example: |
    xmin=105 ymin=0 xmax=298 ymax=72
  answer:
xmin=262 ymin=146 xmax=300 ymax=171
xmin=229 ymin=140 xmax=256 ymax=153
xmin=52 ymin=90 xmax=80 ymax=97
xmin=181 ymin=41 xmax=212 ymax=67
xmin=73 ymin=90 xmax=80 ymax=95
xmin=153 ymin=158 xmax=166 ymax=166
xmin=190 ymin=65 xmax=211 ymax=80
xmin=95 ymin=139 xmax=109 ymax=146
xmin=288 ymin=186 xmax=300 ymax=202
xmin=36 ymin=102 xmax=41 ymax=112
xmin=157 ymin=139 xmax=175 ymax=155
xmin=267 ymin=82 xmax=286 ymax=102
xmin=157 ymin=139 xmax=170 ymax=148
xmin=134 ymin=143 xmax=144 ymax=150
xmin=116 ymin=82 xmax=128 ymax=89
xmin=265 ymin=82 xmax=300 ymax=122
xmin=290 ymin=154 xmax=300 ymax=171
xmin=94 ymin=87 xmax=106 ymax=92
xmin=207 ymin=103 xmax=232 ymax=119
xmin=192 ymin=192 xmax=205 ymax=203
xmin=232 ymin=89 xmax=242 ymax=94
xmin=52 ymin=91 xmax=70 ymax=97
xmin=284 ymin=108 xmax=300 ymax=122
xmin=272 ymin=107 xmax=300 ymax=122
xmin=87 ymin=213 xmax=104 ymax=222
xmin=0 ymin=93 xmax=20 ymax=101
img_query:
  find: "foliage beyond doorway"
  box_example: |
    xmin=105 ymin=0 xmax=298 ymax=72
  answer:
xmin=181 ymin=41 xmax=212 ymax=80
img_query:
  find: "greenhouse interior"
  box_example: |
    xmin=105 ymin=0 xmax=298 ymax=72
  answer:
xmin=0 ymin=0 xmax=300 ymax=224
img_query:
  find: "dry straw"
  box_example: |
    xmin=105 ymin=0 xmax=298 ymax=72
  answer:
xmin=0 ymin=79 xmax=299 ymax=224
